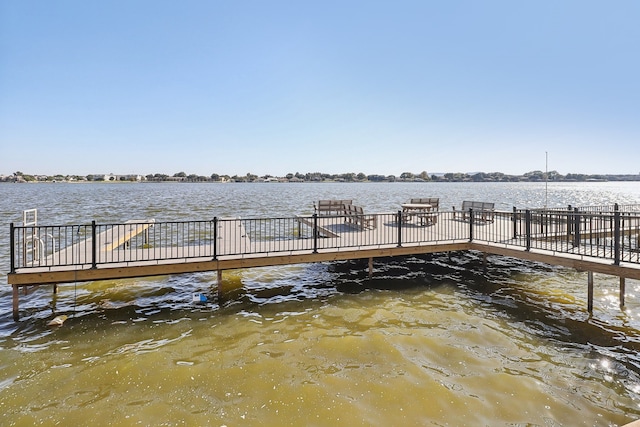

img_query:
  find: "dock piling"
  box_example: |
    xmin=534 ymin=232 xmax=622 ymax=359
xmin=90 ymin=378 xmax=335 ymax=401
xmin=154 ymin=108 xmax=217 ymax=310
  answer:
xmin=12 ymin=285 xmax=19 ymax=321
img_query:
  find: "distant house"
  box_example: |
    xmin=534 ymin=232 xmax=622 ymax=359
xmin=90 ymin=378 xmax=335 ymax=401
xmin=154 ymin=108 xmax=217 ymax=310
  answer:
xmin=94 ymin=174 xmax=143 ymax=182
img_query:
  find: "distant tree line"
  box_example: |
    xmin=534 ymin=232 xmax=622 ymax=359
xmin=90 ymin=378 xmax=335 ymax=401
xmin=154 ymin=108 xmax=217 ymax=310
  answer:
xmin=3 ymin=170 xmax=640 ymax=183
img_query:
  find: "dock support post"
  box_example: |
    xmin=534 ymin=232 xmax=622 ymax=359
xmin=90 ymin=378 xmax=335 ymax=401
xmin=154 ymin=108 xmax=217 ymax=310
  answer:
xmin=12 ymin=284 xmax=19 ymax=321
xmin=482 ymin=253 xmax=487 ymax=271
xmin=368 ymin=257 xmax=373 ymax=278
xmin=620 ymin=277 xmax=626 ymax=308
xmin=53 ymin=283 xmax=58 ymax=294
xmin=216 ymin=270 xmax=222 ymax=298
xmin=587 ymin=271 xmax=594 ymax=313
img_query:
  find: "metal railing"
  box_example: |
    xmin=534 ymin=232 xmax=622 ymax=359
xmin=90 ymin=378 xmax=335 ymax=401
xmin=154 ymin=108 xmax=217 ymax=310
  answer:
xmin=10 ymin=206 xmax=640 ymax=273
xmin=571 ymin=204 xmax=640 ymax=214
xmin=508 ymin=206 xmax=640 ymax=264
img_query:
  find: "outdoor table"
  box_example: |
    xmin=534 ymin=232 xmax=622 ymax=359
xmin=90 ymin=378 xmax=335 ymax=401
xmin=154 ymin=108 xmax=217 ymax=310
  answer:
xmin=401 ymin=203 xmax=435 ymax=226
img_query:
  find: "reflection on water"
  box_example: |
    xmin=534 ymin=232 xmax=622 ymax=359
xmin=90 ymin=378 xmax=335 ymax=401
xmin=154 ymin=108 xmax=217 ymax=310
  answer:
xmin=1 ymin=182 xmax=640 ymax=425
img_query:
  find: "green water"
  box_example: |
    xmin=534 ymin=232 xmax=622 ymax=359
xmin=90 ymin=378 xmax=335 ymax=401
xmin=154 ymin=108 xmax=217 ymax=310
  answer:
xmin=2 ymin=182 xmax=640 ymax=425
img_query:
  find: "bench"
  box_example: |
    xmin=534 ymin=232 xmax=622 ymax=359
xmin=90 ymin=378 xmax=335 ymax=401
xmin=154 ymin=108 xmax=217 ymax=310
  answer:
xmin=343 ymin=204 xmax=377 ymax=230
xmin=314 ymin=199 xmax=352 ymax=215
xmin=453 ymin=201 xmax=495 ymax=222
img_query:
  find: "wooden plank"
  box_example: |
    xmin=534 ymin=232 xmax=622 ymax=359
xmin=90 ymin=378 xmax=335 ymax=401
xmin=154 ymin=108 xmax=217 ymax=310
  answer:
xmin=101 ymin=220 xmax=154 ymax=251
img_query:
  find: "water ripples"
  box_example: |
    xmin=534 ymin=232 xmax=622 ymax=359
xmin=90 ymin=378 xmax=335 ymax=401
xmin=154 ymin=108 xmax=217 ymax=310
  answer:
xmin=3 ymin=182 xmax=640 ymax=424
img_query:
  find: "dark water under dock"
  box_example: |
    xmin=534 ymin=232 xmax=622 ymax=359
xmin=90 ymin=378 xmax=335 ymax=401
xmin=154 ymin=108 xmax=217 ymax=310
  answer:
xmin=2 ymin=181 xmax=640 ymax=425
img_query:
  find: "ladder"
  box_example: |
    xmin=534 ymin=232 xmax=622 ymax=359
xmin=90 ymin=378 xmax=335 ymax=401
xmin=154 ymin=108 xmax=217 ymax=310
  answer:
xmin=22 ymin=209 xmax=55 ymax=265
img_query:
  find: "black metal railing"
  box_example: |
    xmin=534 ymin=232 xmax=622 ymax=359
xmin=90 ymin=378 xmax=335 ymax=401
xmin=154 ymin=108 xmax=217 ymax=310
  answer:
xmin=10 ymin=206 xmax=640 ymax=272
xmin=508 ymin=205 xmax=640 ymax=264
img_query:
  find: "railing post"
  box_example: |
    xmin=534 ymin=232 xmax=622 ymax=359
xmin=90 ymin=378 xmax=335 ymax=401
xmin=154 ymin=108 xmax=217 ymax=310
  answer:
xmin=525 ymin=210 xmax=531 ymax=251
xmin=10 ymin=223 xmax=15 ymax=273
xmin=212 ymin=217 xmax=218 ymax=260
xmin=512 ymin=207 xmax=517 ymax=240
xmin=469 ymin=209 xmax=474 ymax=242
xmin=614 ymin=205 xmax=621 ymax=266
xmin=566 ymin=205 xmax=572 ymax=241
xmin=397 ymin=210 xmax=402 ymax=247
xmin=313 ymin=214 xmax=318 ymax=253
xmin=573 ymin=208 xmax=580 ymax=247
xmin=91 ymin=220 xmax=97 ymax=269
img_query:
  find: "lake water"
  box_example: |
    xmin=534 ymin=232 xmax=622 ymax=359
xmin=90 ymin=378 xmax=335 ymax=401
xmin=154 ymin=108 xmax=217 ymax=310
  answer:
xmin=2 ymin=181 xmax=640 ymax=426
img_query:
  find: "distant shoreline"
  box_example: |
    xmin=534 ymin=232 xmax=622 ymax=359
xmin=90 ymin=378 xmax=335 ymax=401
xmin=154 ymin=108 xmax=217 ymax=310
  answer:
xmin=3 ymin=176 xmax=639 ymax=184
xmin=4 ymin=171 xmax=640 ymax=184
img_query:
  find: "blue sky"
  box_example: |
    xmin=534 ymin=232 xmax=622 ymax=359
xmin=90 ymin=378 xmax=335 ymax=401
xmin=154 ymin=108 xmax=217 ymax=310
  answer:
xmin=1 ymin=1 xmax=639 ymax=177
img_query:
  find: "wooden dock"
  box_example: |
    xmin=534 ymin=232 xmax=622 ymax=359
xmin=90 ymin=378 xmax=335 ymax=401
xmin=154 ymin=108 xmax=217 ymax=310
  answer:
xmin=7 ymin=207 xmax=640 ymax=320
